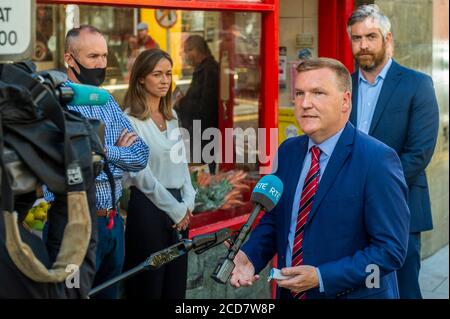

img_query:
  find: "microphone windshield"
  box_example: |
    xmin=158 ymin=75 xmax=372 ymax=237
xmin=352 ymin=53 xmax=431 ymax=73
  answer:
xmin=250 ymin=175 xmax=283 ymax=211
xmin=66 ymin=82 xmax=109 ymax=105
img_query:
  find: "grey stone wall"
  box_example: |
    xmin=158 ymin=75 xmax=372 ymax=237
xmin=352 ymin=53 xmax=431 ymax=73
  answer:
xmin=357 ymin=0 xmax=450 ymax=258
xmin=186 ymin=244 xmax=272 ymax=299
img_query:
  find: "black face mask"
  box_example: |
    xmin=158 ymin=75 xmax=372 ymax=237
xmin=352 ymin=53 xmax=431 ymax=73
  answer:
xmin=70 ymin=55 xmax=106 ymax=86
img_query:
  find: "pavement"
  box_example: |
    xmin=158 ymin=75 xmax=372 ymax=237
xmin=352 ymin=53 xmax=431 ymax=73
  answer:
xmin=419 ymin=244 xmax=449 ymax=299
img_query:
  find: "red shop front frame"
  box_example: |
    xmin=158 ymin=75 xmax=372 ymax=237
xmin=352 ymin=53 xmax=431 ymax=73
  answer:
xmin=35 ymin=0 xmax=356 ymax=235
xmin=36 ymin=0 xmax=355 ymax=299
xmin=39 ymin=0 xmax=280 ymax=237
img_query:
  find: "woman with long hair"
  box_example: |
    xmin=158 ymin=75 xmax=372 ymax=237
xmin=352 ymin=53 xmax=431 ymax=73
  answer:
xmin=122 ymin=48 xmax=195 ymax=298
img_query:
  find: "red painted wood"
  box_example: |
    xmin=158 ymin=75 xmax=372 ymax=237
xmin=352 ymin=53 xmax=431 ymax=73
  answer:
xmin=259 ymin=1 xmax=278 ymax=174
xmin=271 ymin=255 xmax=277 ymax=299
xmin=318 ymin=0 xmax=354 ymax=72
xmin=189 ymin=213 xmax=248 ymax=238
xmin=189 ymin=208 xmax=264 ymax=237
xmin=318 ymin=0 xmax=338 ymax=59
xmin=338 ymin=0 xmax=355 ymax=72
xmin=38 ymin=0 xmax=275 ymax=11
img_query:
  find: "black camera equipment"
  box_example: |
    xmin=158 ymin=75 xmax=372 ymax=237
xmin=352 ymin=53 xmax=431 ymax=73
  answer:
xmin=0 ymin=61 xmax=107 ymax=287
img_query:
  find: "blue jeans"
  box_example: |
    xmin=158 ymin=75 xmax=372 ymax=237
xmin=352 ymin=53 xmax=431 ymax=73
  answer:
xmin=91 ymin=212 xmax=125 ymax=299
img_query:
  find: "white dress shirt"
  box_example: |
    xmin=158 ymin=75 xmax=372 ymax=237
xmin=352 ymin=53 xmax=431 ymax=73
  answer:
xmin=123 ymin=110 xmax=196 ymax=224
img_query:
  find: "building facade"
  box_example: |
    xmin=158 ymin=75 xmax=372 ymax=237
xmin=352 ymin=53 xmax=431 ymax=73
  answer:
xmin=32 ymin=0 xmax=448 ymax=298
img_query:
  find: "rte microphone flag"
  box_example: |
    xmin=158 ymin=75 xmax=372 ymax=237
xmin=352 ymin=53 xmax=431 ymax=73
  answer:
xmin=250 ymin=174 xmax=283 ymax=211
xmin=65 ymin=82 xmax=110 ymax=105
xmin=211 ymin=175 xmax=283 ymax=284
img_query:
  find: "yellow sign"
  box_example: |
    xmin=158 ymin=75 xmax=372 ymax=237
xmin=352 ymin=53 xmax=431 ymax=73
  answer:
xmin=140 ymin=9 xmax=182 ymax=77
xmin=278 ymin=107 xmax=303 ymax=145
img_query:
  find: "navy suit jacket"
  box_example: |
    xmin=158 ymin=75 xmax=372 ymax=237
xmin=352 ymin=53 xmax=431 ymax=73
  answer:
xmin=350 ymin=60 xmax=439 ymax=232
xmin=241 ymin=123 xmax=410 ymax=299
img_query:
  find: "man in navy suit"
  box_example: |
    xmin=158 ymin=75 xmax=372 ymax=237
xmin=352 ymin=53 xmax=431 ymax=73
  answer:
xmin=229 ymin=58 xmax=410 ymax=299
xmin=347 ymin=5 xmax=439 ymax=299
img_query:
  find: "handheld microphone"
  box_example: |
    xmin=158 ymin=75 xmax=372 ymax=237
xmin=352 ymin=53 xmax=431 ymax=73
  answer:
xmin=211 ymin=175 xmax=283 ymax=284
xmin=61 ymin=82 xmax=109 ymax=105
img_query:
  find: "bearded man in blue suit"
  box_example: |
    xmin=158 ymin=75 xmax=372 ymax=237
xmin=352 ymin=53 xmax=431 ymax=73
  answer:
xmin=347 ymin=5 xmax=439 ymax=299
xmin=229 ymin=58 xmax=410 ymax=299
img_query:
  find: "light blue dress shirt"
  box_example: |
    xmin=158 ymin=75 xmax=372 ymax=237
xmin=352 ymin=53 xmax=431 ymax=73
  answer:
xmin=357 ymin=58 xmax=393 ymax=134
xmin=285 ymin=128 xmax=344 ymax=293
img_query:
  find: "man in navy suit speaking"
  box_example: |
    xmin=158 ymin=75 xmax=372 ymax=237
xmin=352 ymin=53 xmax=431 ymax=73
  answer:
xmin=347 ymin=5 xmax=439 ymax=299
xmin=229 ymin=58 xmax=410 ymax=299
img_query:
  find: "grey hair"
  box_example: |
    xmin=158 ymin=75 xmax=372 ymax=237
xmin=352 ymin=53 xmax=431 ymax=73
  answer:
xmin=347 ymin=4 xmax=392 ymax=39
xmin=65 ymin=25 xmax=103 ymax=54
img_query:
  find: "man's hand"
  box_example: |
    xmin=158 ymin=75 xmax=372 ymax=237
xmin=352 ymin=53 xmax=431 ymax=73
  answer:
xmin=173 ymin=209 xmax=193 ymax=231
xmin=276 ymin=265 xmax=319 ymax=293
xmin=229 ymin=249 xmax=260 ymax=288
xmin=115 ymin=129 xmax=137 ymax=147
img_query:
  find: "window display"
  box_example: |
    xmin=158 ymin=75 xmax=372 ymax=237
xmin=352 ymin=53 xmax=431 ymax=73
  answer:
xmin=33 ymin=4 xmax=264 ymax=221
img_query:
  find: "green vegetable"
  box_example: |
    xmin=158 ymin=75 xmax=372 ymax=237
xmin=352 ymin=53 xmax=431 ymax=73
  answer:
xmin=193 ymin=178 xmax=232 ymax=213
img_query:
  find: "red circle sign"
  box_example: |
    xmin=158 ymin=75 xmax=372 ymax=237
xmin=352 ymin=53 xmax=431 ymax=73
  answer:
xmin=154 ymin=9 xmax=177 ymax=29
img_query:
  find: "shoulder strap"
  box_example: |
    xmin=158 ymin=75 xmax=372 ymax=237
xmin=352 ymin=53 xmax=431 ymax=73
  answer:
xmin=1 ymin=64 xmax=84 ymax=193
xmin=0 ymin=113 xmax=14 ymax=212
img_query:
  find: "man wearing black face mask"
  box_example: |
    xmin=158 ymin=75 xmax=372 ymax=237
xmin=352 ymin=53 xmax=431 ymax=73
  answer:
xmin=43 ymin=25 xmax=149 ymax=299
xmin=69 ymin=52 xmax=105 ymax=87
xmin=64 ymin=26 xmax=107 ymax=86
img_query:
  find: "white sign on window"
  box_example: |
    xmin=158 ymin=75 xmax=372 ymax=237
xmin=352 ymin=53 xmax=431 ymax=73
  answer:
xmin=0 ymin=0 xmax=35 ymax=62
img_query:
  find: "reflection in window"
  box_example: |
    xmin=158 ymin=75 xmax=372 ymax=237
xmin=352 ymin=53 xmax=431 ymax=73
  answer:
xmin=33 ymin=5 xmax=59 ymax=71
xmin=34 ymin=5 xmax=262 ymax=174
xmin=35 ymin=5 xmax=54 ymax=62
xmin=78 ymin=6 xmax=135 ymax=89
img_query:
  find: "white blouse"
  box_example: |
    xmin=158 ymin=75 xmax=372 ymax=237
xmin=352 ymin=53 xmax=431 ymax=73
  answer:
xmin=123 ymin=110 xmax=196 ymax=224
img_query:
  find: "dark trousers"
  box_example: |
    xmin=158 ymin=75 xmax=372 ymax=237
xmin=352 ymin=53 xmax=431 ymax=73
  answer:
xmin=91 ymin=212 xmax=125 ymax=299
xmin=123 ymin=187 xmax=188 ymax=299
xmin=397 ymin=232 xmax=422 ymax=299
xmin=279 ymin=288 xmax=294 ymax=300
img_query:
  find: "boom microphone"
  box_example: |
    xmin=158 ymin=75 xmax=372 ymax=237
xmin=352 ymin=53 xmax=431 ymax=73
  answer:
xmin=30 ymin=69 xmax=109 ymax=106
xmin=189 ymin=228 xmax=233 ymax=254
xmin=89 ymin=228 xmax=232 ymax=297
xmin=211 ymin=175 xmax=283 ymax=284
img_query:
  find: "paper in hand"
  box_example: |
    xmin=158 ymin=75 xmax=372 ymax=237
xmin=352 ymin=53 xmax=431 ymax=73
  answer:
xmin=267 ymin=268 xmax=292 ymax=281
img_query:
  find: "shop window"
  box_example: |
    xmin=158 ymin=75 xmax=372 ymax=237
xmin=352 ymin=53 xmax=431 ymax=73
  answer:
xmin=33 ymin=4 xmax=59 ymax=71
xmin=77 ymin=5 xmax=135 ymax=98
xmin=34 ymin=4 xmax=264 ymax=220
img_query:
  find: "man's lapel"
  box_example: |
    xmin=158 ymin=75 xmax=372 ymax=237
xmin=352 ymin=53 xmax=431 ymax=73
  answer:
xmin=350 ymin=72 xmax=359 ymax=125
xmin=369 ymin=61 xmax=403 ymax=135
xmin=306 ymin=123 xmax=355 ymax=226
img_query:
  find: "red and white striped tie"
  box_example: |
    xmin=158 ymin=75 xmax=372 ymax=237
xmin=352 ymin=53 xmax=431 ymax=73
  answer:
xmin=291 ymin=146 xmax=321 ymax=299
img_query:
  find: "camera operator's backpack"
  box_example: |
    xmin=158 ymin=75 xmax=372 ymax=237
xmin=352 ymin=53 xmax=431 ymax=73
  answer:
xmin=0 ymin=62 xmax=108 ymax=283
